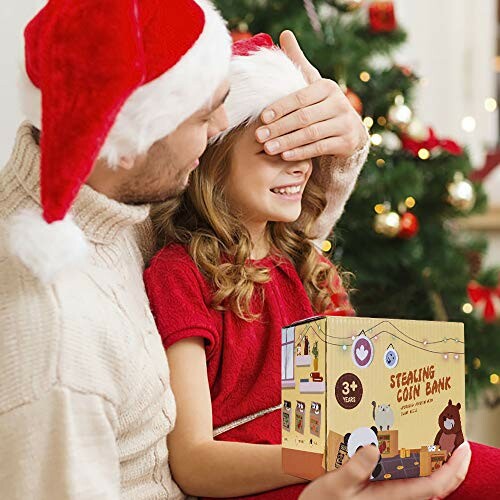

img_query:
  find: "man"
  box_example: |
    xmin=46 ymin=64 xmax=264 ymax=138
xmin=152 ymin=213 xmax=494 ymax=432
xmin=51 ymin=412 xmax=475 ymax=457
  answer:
xmin=0 ymin=0 xmax=476 ymax=499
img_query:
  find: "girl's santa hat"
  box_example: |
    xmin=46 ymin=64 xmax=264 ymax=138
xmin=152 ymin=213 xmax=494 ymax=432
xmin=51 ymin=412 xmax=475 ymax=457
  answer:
xmin=9 ymin=0 xmax=231 ymax=283
xmin=211 ymin=33 xmax=308 ymax=143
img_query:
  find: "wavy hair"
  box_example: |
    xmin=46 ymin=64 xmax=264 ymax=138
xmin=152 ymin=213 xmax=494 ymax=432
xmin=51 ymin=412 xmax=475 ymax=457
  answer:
xmin=151 ymin=124 xmax=350 ymax=321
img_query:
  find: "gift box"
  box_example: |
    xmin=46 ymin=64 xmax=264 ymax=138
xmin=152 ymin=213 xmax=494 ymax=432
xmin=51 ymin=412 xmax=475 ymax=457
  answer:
xmin=419 ymin=446 xmax=448 ymax=476
xmin=281 ymin=316 xmax=466 ymax=482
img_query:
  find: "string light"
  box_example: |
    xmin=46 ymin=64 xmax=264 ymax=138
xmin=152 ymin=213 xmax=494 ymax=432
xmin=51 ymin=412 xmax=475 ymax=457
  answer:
xmin=418 ymin=148 xmax=430 ymax=160
xmin=461 ymin=116 xmax=476 ymax=133
xmin=371 ymin=133 xmax=382 ymax=146
xmin=374 ymin=203 xmax=386 ymax=214
xmin=376 ymin=159 xmax=386 ymax=168
xmin=462 ymin=303 xmax=473 ymax=314
xmin=321 ymin=240 xmax=332 ymax=252
xmin=394 ymin=95 xmax=405 ymax=105
xmin=484 ymin=97 xmax=497 ymax=112
xmin=491 ymin=374 xmax=499 ymax=385
xmin=377 ymin=116 xmax=387 ymax=126
xmin=443 ymin=354 xmax=449 ymax=360
xmin=360 ymin=71 xmax=371 ymax=82
xmin=342 ymin=344 xmax=347 ymax=351
xmin=405 ymin=196 xmax=416 ymax=208
xmin=363 ymin=117 xmax=374 ymax=128
xmin=454 ymin=354 xmax=459 ymax=360
xmin=472 ymin=357 xmax=481 ymax=369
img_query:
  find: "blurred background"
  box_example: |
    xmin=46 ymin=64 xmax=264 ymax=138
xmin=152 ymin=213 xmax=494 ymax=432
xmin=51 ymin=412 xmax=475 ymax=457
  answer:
xmin=1 ymin=1 xmax=499 ymax=446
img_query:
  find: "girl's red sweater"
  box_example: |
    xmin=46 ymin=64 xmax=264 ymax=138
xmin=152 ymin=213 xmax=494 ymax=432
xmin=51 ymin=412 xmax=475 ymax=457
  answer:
xmin=144 ymin=243 xmax=353 ymax=500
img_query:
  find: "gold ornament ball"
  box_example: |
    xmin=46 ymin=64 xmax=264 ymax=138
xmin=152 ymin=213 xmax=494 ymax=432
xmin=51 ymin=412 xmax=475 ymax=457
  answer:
xmin=374 ymin=211 xmax=401 ymax=238
xmin=447 ymin=173 xmax=476 ymax=212
xmin=407 ymin=118 xmax=427 ymax=140
xmin=388 ymin=103 xmax=412 ymax=128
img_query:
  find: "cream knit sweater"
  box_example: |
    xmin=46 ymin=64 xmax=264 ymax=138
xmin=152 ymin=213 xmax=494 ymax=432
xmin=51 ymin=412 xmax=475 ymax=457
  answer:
xmin=0 ymin=124 xmax=182 ymax=499
xmin=0 ymin=123 xmax=368 ymax=499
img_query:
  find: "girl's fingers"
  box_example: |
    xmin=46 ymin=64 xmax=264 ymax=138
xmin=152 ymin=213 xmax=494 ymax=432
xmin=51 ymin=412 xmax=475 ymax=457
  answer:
xmin=374 ymin=441 xmax=471 ymax=500
xmin=427 ymin=441 xmax=471 ymax=498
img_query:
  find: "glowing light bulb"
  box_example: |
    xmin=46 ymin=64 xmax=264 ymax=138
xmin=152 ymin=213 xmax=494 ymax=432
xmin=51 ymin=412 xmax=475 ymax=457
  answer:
xmin=461 ymin=116 xmax=476 ymax=132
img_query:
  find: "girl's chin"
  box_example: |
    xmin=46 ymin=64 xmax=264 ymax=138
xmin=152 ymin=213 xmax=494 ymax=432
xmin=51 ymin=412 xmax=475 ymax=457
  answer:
xmin=267 ymin=209 xmax=302 ymax=223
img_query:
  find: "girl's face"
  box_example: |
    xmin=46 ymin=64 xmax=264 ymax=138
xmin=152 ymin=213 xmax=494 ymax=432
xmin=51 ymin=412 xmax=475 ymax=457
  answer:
xmin=225 ymin=122 xmax=313 ymax=227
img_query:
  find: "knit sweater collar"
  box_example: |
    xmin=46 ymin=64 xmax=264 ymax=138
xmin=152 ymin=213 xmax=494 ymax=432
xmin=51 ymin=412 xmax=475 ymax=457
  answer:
xmin=10 ymin=122 xmax=150 ymax=244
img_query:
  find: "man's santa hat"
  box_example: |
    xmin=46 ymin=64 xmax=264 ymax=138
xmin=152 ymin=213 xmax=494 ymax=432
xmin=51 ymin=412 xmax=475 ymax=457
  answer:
xmin=211 ymin=33 xmax=308 ymax=143
xmin=9 ymin=0 xmax=231 ymax=283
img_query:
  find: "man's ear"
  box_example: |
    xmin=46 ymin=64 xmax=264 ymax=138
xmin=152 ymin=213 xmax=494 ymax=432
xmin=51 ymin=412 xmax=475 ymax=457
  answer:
xmin=118 ymin=156 xmax=135 ymax=170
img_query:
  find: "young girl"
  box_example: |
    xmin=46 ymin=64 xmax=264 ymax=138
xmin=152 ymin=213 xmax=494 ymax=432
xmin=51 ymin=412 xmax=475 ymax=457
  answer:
xmin=145 ymin=34 xmax=366 ymax=499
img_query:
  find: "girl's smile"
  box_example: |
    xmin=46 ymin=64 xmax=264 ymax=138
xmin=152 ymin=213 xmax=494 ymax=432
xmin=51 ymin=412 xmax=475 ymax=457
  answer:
xmin=270 ymin=182 xmax=305 ymax=201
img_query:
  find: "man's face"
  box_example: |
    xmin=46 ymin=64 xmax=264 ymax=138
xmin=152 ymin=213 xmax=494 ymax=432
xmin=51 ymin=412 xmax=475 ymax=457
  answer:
xmin=117 ymin=80 xmax=230 ymax=204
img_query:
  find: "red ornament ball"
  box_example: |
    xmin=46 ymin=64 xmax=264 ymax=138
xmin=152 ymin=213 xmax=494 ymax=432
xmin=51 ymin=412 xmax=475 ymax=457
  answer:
xmin=398 ymin=212 xmax=419 ymax=239
xmin=345 ymin=88 xmax=363 ymax=115
xmin=369 ymin=1 xmax=397 ymax=33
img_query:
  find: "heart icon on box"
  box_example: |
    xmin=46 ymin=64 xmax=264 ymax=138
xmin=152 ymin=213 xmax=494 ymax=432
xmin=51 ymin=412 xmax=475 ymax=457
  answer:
xmin=351 ymin=332 xmax=374 ymax=368
xmin=356 ymin=345 xmax=368 ymax=361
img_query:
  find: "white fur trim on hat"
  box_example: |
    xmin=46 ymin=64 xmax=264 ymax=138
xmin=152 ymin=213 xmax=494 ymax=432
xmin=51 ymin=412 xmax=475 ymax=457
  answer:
xmin=8 ymin=210 xmax=90 ymax=284
xmin=19 ymin=0 xmax=231 ymax=167
xmin=210 ymin=46 xmax=308 ymax=144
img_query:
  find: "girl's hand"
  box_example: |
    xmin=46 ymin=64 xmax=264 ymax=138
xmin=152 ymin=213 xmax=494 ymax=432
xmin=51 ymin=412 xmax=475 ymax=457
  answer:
xmin=299 ymin=441 xmax=471 ymax=500
xmin=255 ymin=30 xmax=369 ymax=161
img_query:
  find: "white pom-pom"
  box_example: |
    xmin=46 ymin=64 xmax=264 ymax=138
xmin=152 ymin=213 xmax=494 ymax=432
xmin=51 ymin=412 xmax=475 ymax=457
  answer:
xmin=7 ymin=209 xmax=90 ymax=284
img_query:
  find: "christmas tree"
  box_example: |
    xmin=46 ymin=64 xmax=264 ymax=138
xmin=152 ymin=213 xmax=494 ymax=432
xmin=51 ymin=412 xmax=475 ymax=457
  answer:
xmin=214 ymin=0 xmax=500 ymax=404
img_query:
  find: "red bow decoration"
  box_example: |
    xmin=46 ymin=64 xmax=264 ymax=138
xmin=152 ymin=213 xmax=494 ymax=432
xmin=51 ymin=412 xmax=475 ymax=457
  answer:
xmin=401 ymin=127 xmax=463 ymax=157
xmin=467 ymin=281 xmax=500 ymax=323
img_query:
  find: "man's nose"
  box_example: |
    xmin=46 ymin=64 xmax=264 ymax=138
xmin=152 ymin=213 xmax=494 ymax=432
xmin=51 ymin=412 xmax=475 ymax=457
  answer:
xmin=207 ymin=106 xmax=229 ymax=139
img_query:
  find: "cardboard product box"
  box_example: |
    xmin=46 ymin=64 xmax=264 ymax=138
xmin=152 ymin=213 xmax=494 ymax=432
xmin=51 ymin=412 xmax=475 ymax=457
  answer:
xmin=281 ymin=316 xmax=466 ymax=482
xmin=419 ymin=446 xmax=449 ymax=476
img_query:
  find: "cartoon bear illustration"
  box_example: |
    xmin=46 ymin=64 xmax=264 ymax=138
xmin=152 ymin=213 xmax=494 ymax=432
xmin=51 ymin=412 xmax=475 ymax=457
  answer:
xmin=343 ymin=426 xmax=382 ymax=479
xmin=372 ymin=400 xmax=394 ymax=431
xmin=434 ymin=400 xmax=464 ymax=455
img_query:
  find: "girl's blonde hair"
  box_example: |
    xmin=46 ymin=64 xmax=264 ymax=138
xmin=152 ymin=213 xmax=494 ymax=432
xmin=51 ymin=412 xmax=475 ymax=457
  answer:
xmin=151 ymin=124 xmax=350 ymax=321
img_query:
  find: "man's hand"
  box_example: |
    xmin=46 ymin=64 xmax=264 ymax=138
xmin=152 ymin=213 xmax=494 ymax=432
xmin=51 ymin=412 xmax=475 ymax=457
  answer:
xmin=255 ymin=30 xmax=369 ymax=161
xmin=299 ymin=442 xmax=471 ymax=500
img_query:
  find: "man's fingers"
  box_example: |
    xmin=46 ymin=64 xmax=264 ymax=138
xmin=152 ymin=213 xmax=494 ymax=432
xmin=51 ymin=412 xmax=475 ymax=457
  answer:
xmin=279 ymin=30 xmax=321 ymax=84
xmin=256 ymin=98 xmax=337 ymax=143
xmin=261 ymin=79 xmax=336 ymax=125
xmin=262 ymin=118 xmax=343 ymax=156
xmin=280 ymin=136 xmax=357 ymax=161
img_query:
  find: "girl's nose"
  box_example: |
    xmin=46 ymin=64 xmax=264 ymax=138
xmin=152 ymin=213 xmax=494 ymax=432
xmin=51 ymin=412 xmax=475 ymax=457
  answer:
xmin=286 ymin=158 xmax=312 ymax=176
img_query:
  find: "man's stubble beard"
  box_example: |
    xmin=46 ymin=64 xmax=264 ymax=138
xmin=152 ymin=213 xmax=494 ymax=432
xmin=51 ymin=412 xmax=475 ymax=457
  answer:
xmin=116 ymin=143 xmax=192 ymax=205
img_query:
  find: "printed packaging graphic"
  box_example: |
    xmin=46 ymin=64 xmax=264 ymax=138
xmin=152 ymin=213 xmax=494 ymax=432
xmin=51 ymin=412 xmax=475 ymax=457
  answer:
xmin=281 ymin=316 xmax=465 ymax=481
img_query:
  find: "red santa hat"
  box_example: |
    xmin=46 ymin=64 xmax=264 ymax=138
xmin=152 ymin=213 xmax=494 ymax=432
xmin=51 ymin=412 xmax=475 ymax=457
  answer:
xmin=9 ymin=0 xmax=231 ymax=283
xmin=210 ymin=33 xmax=308 ymax=144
